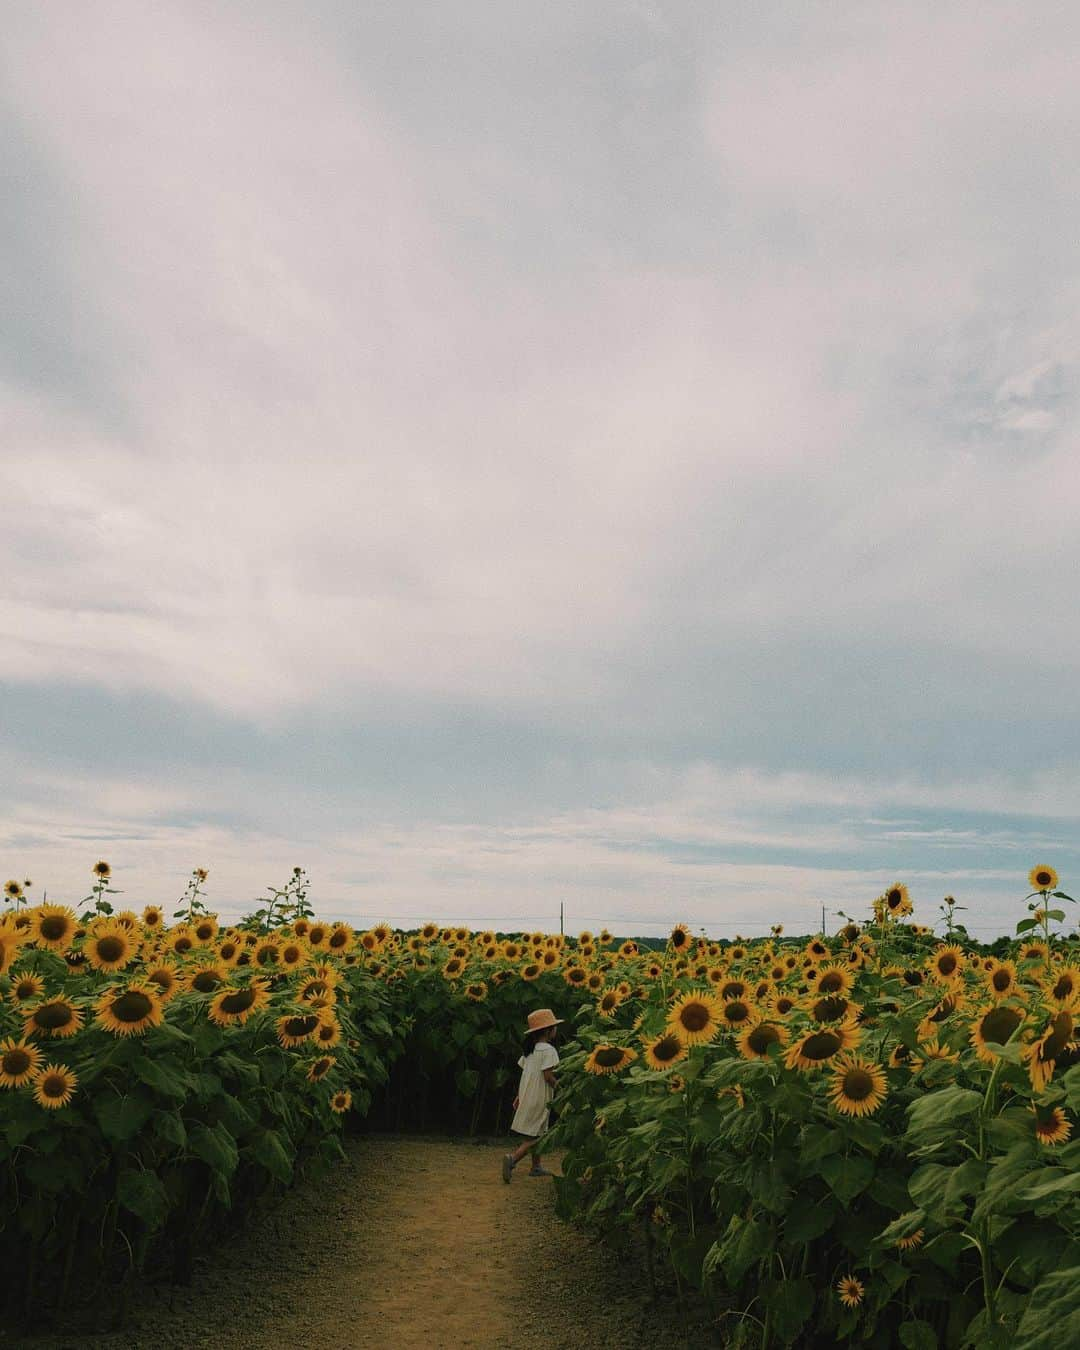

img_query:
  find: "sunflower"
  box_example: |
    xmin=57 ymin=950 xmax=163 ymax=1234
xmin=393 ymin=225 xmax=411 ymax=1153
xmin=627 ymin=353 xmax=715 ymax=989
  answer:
xmin=95 ymin=983 xmax=164 ymax=1037
xmin=641 ymin=1031 xmax=688 ymax=1070
xmin=597 ymin=988 xmax=625 ymax=1018
xmin=882 ymin=883 xmax=913 ymax=918
xmin=185 ymin=962 xmax=228 ymax=994
xmin=305 ymin=1055 xmax=334 ymax=1082
xmin=808 ymin=994 xmax=859 ymax=1025
xmin=464 ymin=982 xmax=488 ymax=1003
xmin=1029 ymin=866 xmax=1059 ymax=893
xmin=92 ymin=860 xmax=112 ymax=879
xmin=669 ymin=924 xmax=691 ymax=951
xmin=737 ymin=1021 xmax=789 ymax=1061
xmin=442 ymin=956 xmax=465 ymax=980
xmin=598 ymin=929 xmax=613 ymax=945
xmin=1023 ymin=1009 xmax=1075 ymax=1091
xmin=9 ymin=973 xmax=45 ymax=1005
xmin=276 ymin=1011 xmax=323 ymax=1048
xmin=1044 ymin=966 xmax=1080 ymax=1007
xmin=254 ymin=940 xmax=281 ymax=969
xmin=187 ymin=917 xmax=216 ymax=945
xmin=808 ymin=964 xmax=852 ymax=998
xmin=828 ymin=1055 xmax=887 ymax=1117
xmin=718 ymin=979 xmax=748 ymax=1001
xmin=140 ymin=905 xmax=164 ymax=930
xmin=1020 ymin=941 xmax=1050 ymax=964
xmin=84 ymin=924 xmax=135 ymax=974
xmin=584 ymin=1044 xmax=637 ymax=1075
xmin=540 ymin=949 xmax=560 ymax=968
xmin=520 ymin=963 xmax=542 ymax=982
xmin=912 ymin=1039 xmax=961 ymax=1072
xmin=208 ymin=981 xmax=271 ymax=1027
xmin=306 ymin=923 xmax=330 ymax=950
xmin=4 ymin=880 xmax=23 ymax=900
xmin=329 ymin=1089 xmax=352 ymax=1113
xmin=32 ymin=1063 xmax=78 ymax=1109
xmin=719 ymin=997 xmax=757 ymax=1030
xmin=23 ymin=997 xmax=84 ymax=1040
xmin=167 ymin=927 xmax=196 ymax=958
xmin=970 ymin=1004 xmax=1025 ymax=1063
xmin=0 ymin=1038 xmax=44 ymax=1088
xmin=371 ymin=922 xmax=393 ymax=945
xmin=666 ymin=990 xmax=724 ymax=1046
xmin=917 ymin=992 xmax=964 ymax=1041
xmin=769 ymin=994 xmax=798 ymax=1018
xmin=784 ymin=1020 xmax=861 ymax=1072
xmin=984 ymin=961 xmax=1019 ymax=1002
xmin=30 ymin=904 xmax=78 ymax=952
xmin=804 ymin=939 xmax=829 ymax=962
xmin=895 ymin=1229 xmax=925 ymax=1252
xmin=929 ymin=945 xmax=965 ymax=983
xmin=836 ymin=1275 xmax=864 ymax=1309
xmin=563 ymin=966 xmax=588 ymax=987
xmin=144 ymin=961 xmax=182 ymax=1003
xmin=1033 ymin=1105 xmax=1072 ymax=1146
xmin=313 ymin=1016 xmax=342 ymax=1049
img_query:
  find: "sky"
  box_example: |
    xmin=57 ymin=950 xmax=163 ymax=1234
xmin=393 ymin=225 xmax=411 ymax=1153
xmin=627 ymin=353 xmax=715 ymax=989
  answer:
xmin=2 ymin=2 xmax=1078 ymax=938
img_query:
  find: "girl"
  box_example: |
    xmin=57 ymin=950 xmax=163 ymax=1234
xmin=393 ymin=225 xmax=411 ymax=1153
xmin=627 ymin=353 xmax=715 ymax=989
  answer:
xmin=501 ymin=1007 xmax=562 ymax=1182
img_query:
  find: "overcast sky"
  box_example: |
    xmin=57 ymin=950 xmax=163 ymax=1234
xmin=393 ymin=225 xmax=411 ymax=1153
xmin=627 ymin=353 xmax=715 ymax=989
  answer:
xmin=3 ymin=2 xmax=1078 ymax=937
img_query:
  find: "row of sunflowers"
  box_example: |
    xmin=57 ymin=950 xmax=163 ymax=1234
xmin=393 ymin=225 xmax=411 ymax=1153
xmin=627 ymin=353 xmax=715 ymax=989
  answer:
xmin=2 ymin=863 xmax=1077 ymax=1344
xmin=546 ymin=874 xmax=1080 ymax=1348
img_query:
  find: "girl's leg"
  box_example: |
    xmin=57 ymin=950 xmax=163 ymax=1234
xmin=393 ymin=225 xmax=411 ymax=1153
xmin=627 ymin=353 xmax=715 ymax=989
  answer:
xmin=510 ymin=1136 xmax=536 ymax=1165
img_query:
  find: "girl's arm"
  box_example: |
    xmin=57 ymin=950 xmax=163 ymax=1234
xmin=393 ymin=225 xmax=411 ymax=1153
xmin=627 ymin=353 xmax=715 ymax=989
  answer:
xmin=542 ymin=1068 xmax=558 ymax=1088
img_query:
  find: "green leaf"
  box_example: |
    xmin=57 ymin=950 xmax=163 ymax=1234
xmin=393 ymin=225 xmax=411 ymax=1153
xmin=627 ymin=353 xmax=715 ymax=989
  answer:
xmin=1018 ymin=1170 xmax=1080 ymax=1204
xmin=785 ymin=1197 xmax=836 ymax=1244
xmin=905 ymin=1085 xmax=981 ymax=1148
xmin=1015 ymin=918 xmax=1040 ymax=934
xmin=819 ymin=1153 xmax=874 ymax=1205
xmin=153 ymin=1109 xmax=187 ymax=1150
xmin=766 ymin=1276 xmax=814 ymax=1344
xmin=94 ymin=1093 xmax=153 ymax=1142
xmin=800 ymin=1122 xmax=845 ymax=1164
xmin=188 ymin=1122 xmax=239 ymax=1177
xmin=899 ymin=1320 xmax=939 ymax=1350
xmin=875 ymin=1209 xmax=927 ymax=1245
xmin=117 ymin=1168 xmax=170 ymax=1231
xmin=135 ymin=1057 xmax=192 ymax=1100
xmin=455 ymin=1067 xmax=480 ymax=1097
xmin=1013 ymin=1265 xmax=1080 ymax=1350
xmin=250 ymin=1128 xmax=293 ymax=1184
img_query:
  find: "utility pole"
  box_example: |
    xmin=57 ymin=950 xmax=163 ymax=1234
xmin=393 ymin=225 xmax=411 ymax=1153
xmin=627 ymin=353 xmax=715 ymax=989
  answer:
xmin=559 ymin=901 xmax=564 ymax=936
xmin=821 ymin=904 xmax=826 ymax=937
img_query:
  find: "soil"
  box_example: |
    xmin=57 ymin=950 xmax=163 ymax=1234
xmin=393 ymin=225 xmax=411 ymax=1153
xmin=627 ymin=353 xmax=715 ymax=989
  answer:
xmin=14 ymin=1136 xmax=703 ymax=1350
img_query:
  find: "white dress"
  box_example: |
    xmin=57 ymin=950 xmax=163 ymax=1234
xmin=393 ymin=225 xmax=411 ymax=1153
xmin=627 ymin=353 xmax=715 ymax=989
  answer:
xmin=510 ymin=1042 xmax=559 ymax=1137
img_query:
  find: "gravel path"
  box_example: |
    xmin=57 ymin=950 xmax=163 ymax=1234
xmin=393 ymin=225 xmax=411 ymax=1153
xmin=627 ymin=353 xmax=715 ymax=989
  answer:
xmin=14 ymin=1136 xmax=696 ymax=1350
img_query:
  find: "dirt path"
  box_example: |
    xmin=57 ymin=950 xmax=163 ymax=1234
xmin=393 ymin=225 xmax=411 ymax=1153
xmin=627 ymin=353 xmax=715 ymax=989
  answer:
xmin=19 ymin=1136 xmax=696 ymax=1350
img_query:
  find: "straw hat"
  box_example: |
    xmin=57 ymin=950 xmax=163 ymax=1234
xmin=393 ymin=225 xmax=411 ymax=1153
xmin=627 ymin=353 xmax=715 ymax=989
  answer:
xmin=526 ymin=1008 xmax=563 ymax=1033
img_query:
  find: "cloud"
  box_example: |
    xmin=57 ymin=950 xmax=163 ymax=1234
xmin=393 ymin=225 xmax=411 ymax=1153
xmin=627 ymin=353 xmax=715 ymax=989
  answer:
xmin=2 ymin=3 xmax=1078 ymax=930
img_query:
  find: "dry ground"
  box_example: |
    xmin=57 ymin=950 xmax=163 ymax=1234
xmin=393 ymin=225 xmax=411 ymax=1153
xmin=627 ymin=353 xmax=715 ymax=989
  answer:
xmin=14 ymin=1136 xmax=702 ymax=1350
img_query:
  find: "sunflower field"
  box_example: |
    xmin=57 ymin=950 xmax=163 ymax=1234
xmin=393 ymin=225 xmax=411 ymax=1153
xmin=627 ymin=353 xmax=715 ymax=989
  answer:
xmin=3 ymin=863 xmax=1079 ymax=1346
xmin=0 ymin=866 xmax=404 ymax=1323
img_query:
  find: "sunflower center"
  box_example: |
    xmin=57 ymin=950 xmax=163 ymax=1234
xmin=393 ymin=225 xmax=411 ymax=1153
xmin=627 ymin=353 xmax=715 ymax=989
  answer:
xmin=594 ymin=1046 xmax=626 ymax=1067
xmin=981 ymin=1007 xmax=1021 ymax=1044
xmin=191 ymin=971 xmax=222 ymax=992
xmin=284 ymin=1015 xmax=319 ymax=1038
xmin=723 ymin=1001 xmax=751 ymax=1024
xmin=801 ymin=1030 xmax=842 ymax=1060
xmin=887 ymin=890 xmax=902 ymax=907
xmin=930 ymin=997 xmax=956 ymax=1023
xmin=938 ymin=954 xmax=957 ymax=975
xmin=991 ymin=969 xmax=1013 ymax=992
xmin=747 ymin=1025 xmax=780 ymax=1054
xmin=721 ymin=982 xmax=745 ymax=1000
xmin=1043 ymin=1012 xmax=1074 ymax=1059
xmin=652 ymin=1035 xmax=682 ymax=1062
xmin=1051 ymin=974 xmax=1075 ymax=1000
xmin=678 ymin=1002 xmax=711 ymax=1032
xmin=34 ymin=1003 xmax=75 ymax=1030
xmin=41 ymin=1072 xmax=68 ymax=1098
xmin=40 ymin=916 xmax=70 ymax=941
xmin=111 ymin=991 xmax=154 ymax=1022
xmin=2 ymin=1049 xmax=31 ymax=1075
xmin=903 ymin=970 xmax=924 ymax=985
xmin=220 ymin=988 xmax=258 ymax=1015
xmin=840 ymin=1068 xmax=875 ymax=1101
xmin=96 ymin=936 xmax=126 ymax=962
xmin=812 ymin=997 xmax=848 ymax=1022
xmin=1036 ymin=871 xmax=1053 ymax=887
xmin=174 ymin=937 xmax=193 ymax=953
xmin=818 ymin=972 xmax=844 ymax=993
xmin=15 ymin=981 xmax=37 ymax=999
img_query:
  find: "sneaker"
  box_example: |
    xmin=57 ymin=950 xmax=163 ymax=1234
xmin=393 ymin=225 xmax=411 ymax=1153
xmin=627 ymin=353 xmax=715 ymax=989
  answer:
xmin=502 ymin=1153 xmax=514 ymax=1184
xmin=527 ymin=1166 xmax=553 ymax=1177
